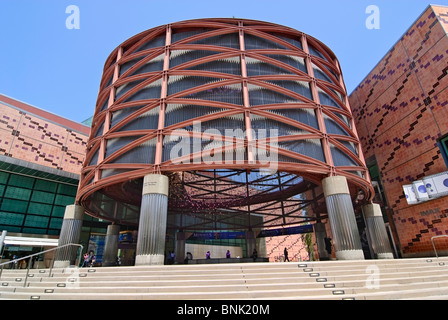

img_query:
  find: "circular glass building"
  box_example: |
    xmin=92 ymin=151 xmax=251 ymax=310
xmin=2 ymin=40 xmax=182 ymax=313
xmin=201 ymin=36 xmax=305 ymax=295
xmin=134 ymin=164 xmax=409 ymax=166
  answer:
xmin=68 ymin=18 xmax=393 ymax=265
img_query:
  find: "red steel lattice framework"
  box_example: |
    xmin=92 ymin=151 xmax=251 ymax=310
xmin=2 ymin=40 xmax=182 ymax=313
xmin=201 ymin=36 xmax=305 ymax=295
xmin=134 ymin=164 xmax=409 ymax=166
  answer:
xmin=77 ymin=18 xmax=374 ymax=230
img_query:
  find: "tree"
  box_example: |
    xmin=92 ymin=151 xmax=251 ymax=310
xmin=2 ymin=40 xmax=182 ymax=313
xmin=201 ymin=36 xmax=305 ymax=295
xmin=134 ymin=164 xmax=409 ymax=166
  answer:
xmin=301 ymin=232 xmax=315 ymax=261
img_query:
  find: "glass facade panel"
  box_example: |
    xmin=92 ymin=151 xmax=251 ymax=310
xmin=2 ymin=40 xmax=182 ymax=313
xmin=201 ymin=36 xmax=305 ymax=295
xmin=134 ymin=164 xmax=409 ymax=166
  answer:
xmin=267 ymin=108 xmax=319 ymax=130
xmin=246 ymin=57 xmax=294 ymax=76
xmin=115 ymin=79 xmax=146 ymax=100
xmin=24 ymin=215 xmax=49 ymax=228
xmin=117 ymin=107 xmax=160 ymax=132
xmin=318 ymin=88 xmax=342 ymax=109
xmin=111 ymin=105 xmax=145 ymax=129
xmin=168 ymin=75 xmax=222 ymax=96
xmin=105 ymin=136 xmax=144 ymax=159
xmin=124 ymin=79 xmax=162 ymax=102
xmin=27 ymin=202 xmax=52 ymax=216
xmin=185 ymin=84 xmax=244 ymax=105
xmin=324 ymin=114 xmax=350 ymax=136
xmin=171 ymin=29 xmax=213 ymax=43
xmin=34 ymin=179 xmax=57 ymax=192
xmin=245 ymin=33 xmax=287 ymax=50
xmin=120 ymin=56 xmax=148 ymax=76
xmin=1 ymin=199 xmax=28 ymax=213
xmin=186 ymin=57 xmax=241 ymax=75
xmin=31 ymin=190 xmax=55 ymax=204
xmin=330 ymin=144 xmax=358 ymax=166
xmin=0 ymin=171 xmax=9 ymax=184
xmin=164 ymin=104 xmax=226 ymax=127
xmin=0 ymin=171 xmax=79 ymax=234
xmin=170 ymin=50 xmax=221 ymax=68
xmin=313 ymin=63 xmax=334 ymax=84
xmin=191 ymin=33 xmax=240 ymax=49
xmin=248 ymin=83 xmax=304 ymax=105
xmin=8 ymin=175 xmax=34 ymax=188
xmin=130 ymin=54 xmax=164 ymax=76
xmin=134 ymin=34 xmax=166 ymax=53
xmin=266 ymin=80 xmax=312 ymax=100
xmin=269 ymin=33 xmax=303 ymax=49
xmin=264 ymin=55 xmax=307 ymax=73
xmin=112 ymin=139 xmax=156 ymax=164
xmin=278 ymin=139 xmax=325 ymax=162
xmin=249 ymin=114 xmax=307 ymax=137
xmin=4 ymin=186 xmax=32 ymax=201
xmin=308 ymin=44 xmax=327 ymax=61
xmin=54 ymin=194 xmax=75 ymax=206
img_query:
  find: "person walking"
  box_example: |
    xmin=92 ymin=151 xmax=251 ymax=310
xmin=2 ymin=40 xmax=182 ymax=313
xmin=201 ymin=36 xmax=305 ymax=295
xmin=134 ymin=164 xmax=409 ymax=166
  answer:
xmin=252 ymin=248 xmax=258 ymax=262
xmin=82 ymin=250 xmax=95 ymax=267
xmin=284 ymin=247 xmax=290 ymax=262
xmin=324 ymin=237 xmax=332 ymax=255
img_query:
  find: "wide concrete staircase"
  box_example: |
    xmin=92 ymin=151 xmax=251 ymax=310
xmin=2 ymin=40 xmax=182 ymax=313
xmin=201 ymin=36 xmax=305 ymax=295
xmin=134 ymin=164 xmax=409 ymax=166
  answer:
xmin=1 ymin=257 xmax=448 ymax=300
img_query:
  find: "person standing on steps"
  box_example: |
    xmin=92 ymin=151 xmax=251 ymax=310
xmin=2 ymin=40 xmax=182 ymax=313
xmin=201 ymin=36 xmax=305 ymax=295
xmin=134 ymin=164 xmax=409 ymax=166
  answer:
xmin=284 ymin=247 xmax=290 ymax=262
xmin=324 ymin=237 xmax=332 ymax=256
xmin=82 ymin=250 xmax=95 ymax=267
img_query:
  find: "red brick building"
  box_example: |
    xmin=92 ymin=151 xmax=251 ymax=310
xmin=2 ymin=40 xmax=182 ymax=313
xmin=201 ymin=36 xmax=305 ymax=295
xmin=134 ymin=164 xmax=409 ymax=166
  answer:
xmin=0 ymin=94 xmax=89 ymax=174
xmin=349 ymin=4 xmax=448 ymax=258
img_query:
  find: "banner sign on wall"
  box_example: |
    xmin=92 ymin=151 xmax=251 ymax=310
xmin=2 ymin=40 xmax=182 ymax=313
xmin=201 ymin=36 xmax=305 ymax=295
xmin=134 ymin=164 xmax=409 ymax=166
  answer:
xmin=257 ymin=224 xmax=313 ymax=238
xmin=88 ymin=233 xmax=105 ymax=263
xmin=187 ymin=225 xmax=313 ymax=241
xmin=187 ymin=231 xmax=246 ymax=241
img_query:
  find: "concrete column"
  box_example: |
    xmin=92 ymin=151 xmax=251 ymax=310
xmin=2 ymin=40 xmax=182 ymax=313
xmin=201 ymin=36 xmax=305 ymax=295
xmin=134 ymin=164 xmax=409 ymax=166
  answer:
xmin=246 ymin=230 xmax=256 ymax=259
xmin=135 ymin=174 xmax=169 ymax=265
xmin=0 ymin=230 xmax=7 ymax=256
xmin=175 ymin=231 xmax=186 ymax=264
xmin=54 ymin=204 xmax=84 ymax=268
xmin=102 ymin=224 xmax=120 ymax=266
xmin=364 ymin=203 xmax=394 ymax=259
xmin=314 ymin=222 xmax=330 ymax=260
xmin=323 ymin=176 xmax=364 ymax=260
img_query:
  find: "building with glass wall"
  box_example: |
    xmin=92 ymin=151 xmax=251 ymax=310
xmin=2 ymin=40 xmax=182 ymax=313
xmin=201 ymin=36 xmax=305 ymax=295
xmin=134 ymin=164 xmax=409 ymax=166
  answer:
xmin=0 ymin=94 xmax=107 ymax=263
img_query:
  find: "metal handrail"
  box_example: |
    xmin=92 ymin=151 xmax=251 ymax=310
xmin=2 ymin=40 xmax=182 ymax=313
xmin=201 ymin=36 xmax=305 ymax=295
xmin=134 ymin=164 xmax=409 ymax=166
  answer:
xmin=431 ymin=235 xmax=448 ymax=258
xmin=0 ymin=243 xmax=83 ymax=287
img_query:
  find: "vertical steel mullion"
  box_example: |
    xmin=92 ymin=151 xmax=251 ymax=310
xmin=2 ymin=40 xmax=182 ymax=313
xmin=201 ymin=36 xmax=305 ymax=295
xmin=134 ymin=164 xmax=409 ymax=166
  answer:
xmin=302 ymin=34 xmax=333 ymax=173
xmin=155 ymin=25 xmax=172 ymax=166
xmin=239 ymin=22 xmax=255 ymax=164
xmin=96 ymin=47 xmax=122 ymax=182
xmin=336 ymin=59 xmax=370 ymax=182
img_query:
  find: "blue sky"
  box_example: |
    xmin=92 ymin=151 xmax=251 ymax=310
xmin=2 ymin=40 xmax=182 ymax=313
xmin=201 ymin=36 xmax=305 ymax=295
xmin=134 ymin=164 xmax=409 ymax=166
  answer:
xmin=1 ymin=0 xmax=447 ymax=123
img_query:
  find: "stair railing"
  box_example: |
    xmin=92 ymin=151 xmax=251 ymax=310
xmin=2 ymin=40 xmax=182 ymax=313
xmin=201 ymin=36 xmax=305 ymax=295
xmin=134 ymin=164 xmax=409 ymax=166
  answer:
xmin=0 ymin=243 xmax=83 ymax=287
xmin=431 ymin=235 xmax=448 ymax=258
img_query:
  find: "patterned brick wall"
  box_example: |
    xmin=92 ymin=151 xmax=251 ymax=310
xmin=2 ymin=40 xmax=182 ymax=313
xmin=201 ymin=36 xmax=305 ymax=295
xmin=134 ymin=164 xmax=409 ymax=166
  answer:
xmin=349 ymin=5 xmax=448 ymax=257
xmin=0 ymin=98 xmax=89 ymax=175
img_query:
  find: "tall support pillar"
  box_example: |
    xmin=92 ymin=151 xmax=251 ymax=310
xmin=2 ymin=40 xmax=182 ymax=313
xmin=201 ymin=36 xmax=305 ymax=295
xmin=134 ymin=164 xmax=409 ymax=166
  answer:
xmin=102 ymin=224 xmax=120 ymax=266
xmin=364 ymin=203 xmax=394 ymax=259
xmin=246 ymin=230 xmax=256 ymax=259
xmin=0 ymin=230 xmax=7 ymax=256
xmin=135 ymin=174 xmax=169 ymax=266
xmin=323 ymin=176 xmax=364 ymax=260
xmin=54 ymin=204 xmax=84 ymax=268
xmin=314 ymin=222 xmax=330 ymax=260
xmin=175 ymin=231 xmax=186 ymax=264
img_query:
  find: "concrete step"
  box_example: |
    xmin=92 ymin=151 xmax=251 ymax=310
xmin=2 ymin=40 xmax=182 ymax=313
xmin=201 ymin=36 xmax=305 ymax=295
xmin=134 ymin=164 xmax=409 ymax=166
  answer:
xmin=1 ymin=257 xmax=448 ymax=300
xmin=3 ymin=279 xmax=448 ymax=300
